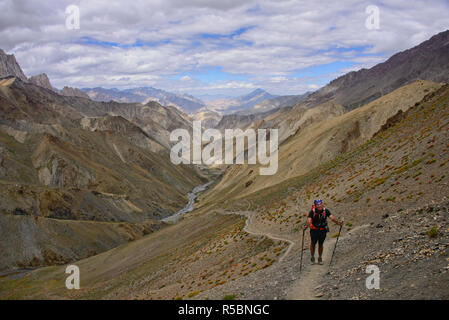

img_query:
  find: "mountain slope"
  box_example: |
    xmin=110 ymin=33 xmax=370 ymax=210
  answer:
xmin=190 ymin=109 xmax=222 ymax=129
xmin=202 ymin=80 xmax=443 ymax=204
xmin=225 ymin=30 xmax=449 ymax=149
xmin=3 ymin=81 xmax=448 ymax=300
xmin=294 ymin=29 xmax=449 ymax=112
xmin=215 ymin=107 xmax=281 ymax=132
xmin=0 ymin=77 xmax=208 ymax=271
xmin=195 ymin=80 xmax=449 ymax=300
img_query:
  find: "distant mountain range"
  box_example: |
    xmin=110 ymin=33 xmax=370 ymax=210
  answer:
xmin=0 ymin=48 xmax=292 ymax=118
xmin=229 ymin=88 xmax=278 ymax=112
xmin=82 ymin=87 xmax=283 ymax=116
xmin=235 ymin=92 xmax=311 ymax=115
xmin=82 ymin=86 xmax=206 ymax=114
xmin=206 ymin=88 xmax=278 ymax=114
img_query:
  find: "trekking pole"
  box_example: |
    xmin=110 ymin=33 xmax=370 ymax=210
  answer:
xmin=329 ymin=224 xmax=343 ymax=267
xmin=299 ymin=226 xmax=306 ymax=276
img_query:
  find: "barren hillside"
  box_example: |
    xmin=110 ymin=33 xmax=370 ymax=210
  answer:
xmin=202 ymin=80 xmax=442 ymax=204
xmin=0 ymin=77 xmax=208 ymax=271
xmin=2 ymin=79 xmax=447 ymax=300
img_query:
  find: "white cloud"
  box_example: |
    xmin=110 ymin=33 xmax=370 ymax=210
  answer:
xmin=0 ymin=0 xmax=448 ymax=95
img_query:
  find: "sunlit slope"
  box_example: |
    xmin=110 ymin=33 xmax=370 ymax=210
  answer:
xmin=202 ymin=80 xmax=442 ymax=204
xmin=199 ymin=84 xmax=449 ymax=299
xmin=232 ymin=83 xmax=449 ymax=272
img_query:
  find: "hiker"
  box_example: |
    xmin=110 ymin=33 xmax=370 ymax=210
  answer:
xmin=302 ymin=199 xmax=343 ymax=265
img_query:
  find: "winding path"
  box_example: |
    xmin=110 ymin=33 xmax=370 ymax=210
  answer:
xmin=218 ymin=199 xmax=295 ymax=263
xmin=239 ymin=210 xmax=295 ymax=263
xmin=217 ymin=203 xmax=368 ymax=300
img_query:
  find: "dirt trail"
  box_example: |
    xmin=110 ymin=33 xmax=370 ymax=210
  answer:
xmin=287 ymin=224 xmax=369 ymax=299
xmin=215 ymin=204 xmax=372 ymax=299
xmin=241 ymin=211 xmax=295 ymax=263
xmin=287 ymin=235 xmax=335 ymax=299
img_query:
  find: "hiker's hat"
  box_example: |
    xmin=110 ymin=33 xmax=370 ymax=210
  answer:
xmin=314 ymin=199 xmax=323 ymax=206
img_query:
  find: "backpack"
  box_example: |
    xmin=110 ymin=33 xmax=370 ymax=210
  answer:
xmin=310 ymin=205 xmax=329 ymax=232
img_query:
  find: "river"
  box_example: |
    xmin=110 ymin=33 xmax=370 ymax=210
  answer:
xmin=161 ymin=181 xmax=213 ymax=224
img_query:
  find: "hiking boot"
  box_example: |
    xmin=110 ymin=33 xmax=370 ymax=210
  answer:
xmin=311 ymin=256 xmax=315 ymax=264
xmin=318 ymin=256 xmax=323 ymax=265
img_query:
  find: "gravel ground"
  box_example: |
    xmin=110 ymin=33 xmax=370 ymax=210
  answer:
xmin=196 ymin=199 xmax=449 ymax=300
xmin=320 ymin=200 xmax=449 ymax=299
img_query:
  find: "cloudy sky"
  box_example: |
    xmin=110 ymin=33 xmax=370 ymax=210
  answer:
xmin=0 ymin=0 xmax=448 ymax=97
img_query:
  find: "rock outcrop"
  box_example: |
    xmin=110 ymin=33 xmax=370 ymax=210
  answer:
xmin=0 ymin=49 xmax=27 ymax=81
xmin=29 ymin=73 xmax=57 ymax=92
xmin=60 ymin=86 xmax=90 ymax=99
